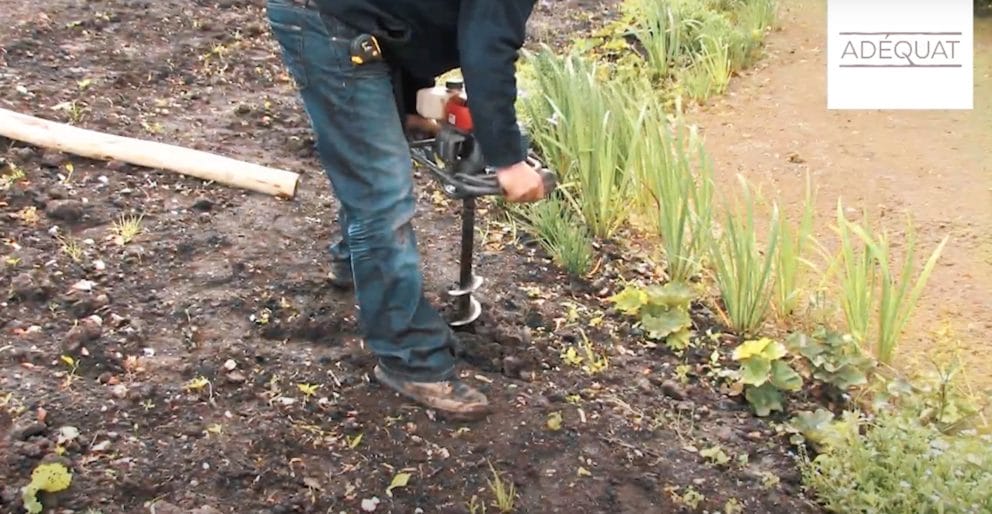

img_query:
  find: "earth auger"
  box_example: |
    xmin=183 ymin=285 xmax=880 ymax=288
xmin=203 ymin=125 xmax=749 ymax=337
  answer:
xmin=407 ymin=80 xmax=556 ymax=327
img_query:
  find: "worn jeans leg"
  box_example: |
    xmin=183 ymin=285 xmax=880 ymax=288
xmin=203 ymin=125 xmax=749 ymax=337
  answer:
xmin=328 ymin=207 xmax=350 ymax=267
xmin=266 ymin=0 xmax=455 ymax=382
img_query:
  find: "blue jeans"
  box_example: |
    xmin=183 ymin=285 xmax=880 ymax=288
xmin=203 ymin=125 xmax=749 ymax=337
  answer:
xmin=266 ymin=0 xmax=456 ymax=382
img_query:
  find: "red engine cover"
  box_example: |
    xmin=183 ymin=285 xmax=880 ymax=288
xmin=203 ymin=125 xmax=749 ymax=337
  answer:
xmin=445 ymin=96 xmax=473 ymax=132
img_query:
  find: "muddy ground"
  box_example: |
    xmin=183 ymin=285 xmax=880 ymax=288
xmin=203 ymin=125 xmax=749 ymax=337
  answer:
xmin=0 ymin=1 xmax=823 ymax=513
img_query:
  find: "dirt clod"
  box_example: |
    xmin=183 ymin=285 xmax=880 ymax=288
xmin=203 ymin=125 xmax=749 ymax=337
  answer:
xmin=45 ymin=199 xmax=85 ymax=222
xmin=63 ymin=317 xmax=103 ymax=353
xmin=11 ymin=146 xmax=35 ymax=161
xmin=11 ymin=421 xmax=47 ymax=441
xmin=11 ymin=272 xmax=50 ymax=301
xmin=192 ymin=197 xmax=215 ymax=211
xmin=660 ymin=379 xmax=686 ymax=400
xmin=39 ymin=151 xmax=64 ymax=168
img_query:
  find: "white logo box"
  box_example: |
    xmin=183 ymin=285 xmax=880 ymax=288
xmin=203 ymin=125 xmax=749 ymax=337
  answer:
xmin=827 ymin=0 xmax=974 ymax=110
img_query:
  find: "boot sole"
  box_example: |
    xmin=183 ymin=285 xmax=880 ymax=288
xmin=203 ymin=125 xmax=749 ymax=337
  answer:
xmin=373 ymin=366 xmax=491 ymax=421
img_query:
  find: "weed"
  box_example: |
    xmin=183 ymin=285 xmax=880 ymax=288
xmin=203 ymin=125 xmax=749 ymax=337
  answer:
xmin=16 ymin=206 xmax=40 ymax=225
xmin=1 ymin=162 xmax=26 ymax=189
xmin=54 ymin=100 xmax=87 ymax=124
xmin=709 ymin=178 xmax=781 ymax=338
xmin=486 ymin=461 xmax=516 ymax=513
xmin=112 ymin=213 xmax=144 ymax=245
xmin=57 ymin=235 xmax=84 ymax=263
xmin=560 ymin=329 xmax=609 ymax=375
xmin=60 ymin=355 xmax=80 ymax=388
xmin=467 ymin=495 xmax=487 ymax=514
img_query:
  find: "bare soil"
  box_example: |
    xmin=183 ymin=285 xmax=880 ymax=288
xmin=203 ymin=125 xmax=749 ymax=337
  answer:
xmin=689 ymin=1 xmax=992 ymax=389
xmin=0 ymin=1 xmax=822 ymax=513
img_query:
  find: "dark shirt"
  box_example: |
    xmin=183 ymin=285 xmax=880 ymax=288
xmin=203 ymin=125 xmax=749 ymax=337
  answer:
xmin=313 ymin=0 xmax=536 ymax=168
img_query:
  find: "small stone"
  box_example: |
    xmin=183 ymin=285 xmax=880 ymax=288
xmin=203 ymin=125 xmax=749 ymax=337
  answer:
xmin=45 ymin=199 xmax=85 ymax=222
xmin=225 ymin=371 xmax=246 ymax=384
xmin=660 ymin=380 xmax=686 ymax=400
xmin=12 ymin=421 xmax=47 ymax=440
xmin=675 ymin=400 xmax=695 ymax=411
xmin=123 ymin=245 xmax=146 ymax=262
xmin=97 ymin=372 xmax=114 ymax=384
xmin=110 ymin=384 xmax=128 ymax=399
xmin=361 ymin=497 xmax=380 ymax=512
xmin=71 ymin=279 xmax=96 ymax=292
xmin=223 ymin=359 xmax=237 ymax=371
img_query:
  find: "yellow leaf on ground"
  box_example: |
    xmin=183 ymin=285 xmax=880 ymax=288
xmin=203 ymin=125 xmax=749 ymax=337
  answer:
xmin=386 ymin=472 xmax=411 ymax=497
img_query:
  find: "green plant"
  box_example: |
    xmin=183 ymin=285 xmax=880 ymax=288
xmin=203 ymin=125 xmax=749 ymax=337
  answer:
xmin=610 ymin=281 xmax=695 ymax=352
xmin=632 ymin=115 xmax=714 ymax=283
xmin=731 ymin=337 xmax=802 ymax=416
xmin=799 ymin=410 xmax=992 ymax=513
xmin=834 ymin=202 xmax=948 ymax=363
xmin=1 ymin=162 xmax=26 ymax=190
xmin=56 ymin=235 xmax=84 ymax=263
xmin=514 ymin=197 xmax=594 ymax=276
xmin=774 ymin=175 xmax=815 ymax=319
xmin=487 ymin=461 xmax=516 ymax=513
xmin=467 ymin=494 xmax=487 ymax=514
xmin=560 ymin=329 xmax=609 ymax=375
xmin=521 ymin=49 xmax=639 ymax=239
xmin=626 ymin=0 xmax=693 ymax=79
xmin=873 ymin=358 xmax=987 ymax=434
xmin=709 ymin=178 xmax=780 ymax=338
xmin=787 ymin=408 xmax=840 ymax=448
xmin=786 ymin=326 xmax=875 ymax=391
xmin=111 ymin=213 xmax=143 ymax=245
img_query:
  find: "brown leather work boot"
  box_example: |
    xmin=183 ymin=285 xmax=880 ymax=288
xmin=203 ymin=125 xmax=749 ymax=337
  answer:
xmin=374 ymin=365 xmax=491 ymax=420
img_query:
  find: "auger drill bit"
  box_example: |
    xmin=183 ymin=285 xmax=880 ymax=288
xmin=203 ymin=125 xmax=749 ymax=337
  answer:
xmin=409 ymin=128 xmax=555 ymax=327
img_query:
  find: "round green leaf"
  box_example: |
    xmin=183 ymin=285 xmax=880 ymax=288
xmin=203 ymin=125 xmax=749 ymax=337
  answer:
xmin=741 ymin=356 xmax=771 ymax=386
xmin=769 ymin=360 xmax=803 ymax=392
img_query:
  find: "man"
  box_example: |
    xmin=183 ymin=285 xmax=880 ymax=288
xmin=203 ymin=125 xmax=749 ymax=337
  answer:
xmin=265 ymin=0 xmax=546 ymax=420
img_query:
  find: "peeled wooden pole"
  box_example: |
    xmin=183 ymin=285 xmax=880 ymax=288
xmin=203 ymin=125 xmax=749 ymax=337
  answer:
xmin=0 ymin=107 xmax=300 ymax=198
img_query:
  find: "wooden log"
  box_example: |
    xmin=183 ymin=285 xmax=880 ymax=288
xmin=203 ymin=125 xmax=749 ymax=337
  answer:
xmin=0 ymin=107 xmax=300 ymax=198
